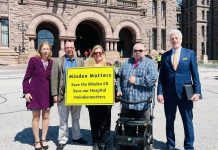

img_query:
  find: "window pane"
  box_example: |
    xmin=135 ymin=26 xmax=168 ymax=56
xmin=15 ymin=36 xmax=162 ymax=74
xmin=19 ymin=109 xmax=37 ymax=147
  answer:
xmin=1 ymin=19 xmax=9 ymax=47
xmin=161 ymin=30 xmax=166 ymax=50
xmin=161 ymin=2 xmax=166 ymax=17
xmin=152 ymin=1 xmax=157 ymax=16
xmin=37 ymin=29 xmax=54 ymax=49
xmin=152 ymin=29 xmax=157 ymax=50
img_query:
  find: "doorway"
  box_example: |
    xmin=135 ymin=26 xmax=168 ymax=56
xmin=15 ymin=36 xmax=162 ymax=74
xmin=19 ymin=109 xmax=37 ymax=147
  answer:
xmin=118 ymin=28 xmax=135 ymax=58
xmin=75 ymin=21 xmax=104 ymax=57
xmin=35 ymin=22 xmax=59 ymax=57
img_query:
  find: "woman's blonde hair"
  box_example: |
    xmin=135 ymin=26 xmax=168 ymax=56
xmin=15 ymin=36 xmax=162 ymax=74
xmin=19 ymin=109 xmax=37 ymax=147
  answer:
xmin=90 ymin=44 xmax=105 ymax=58
xmin=86 ymin=44 xmax=107 ymax=66
xmin=37 ymin=41 xmax=52 ymax=59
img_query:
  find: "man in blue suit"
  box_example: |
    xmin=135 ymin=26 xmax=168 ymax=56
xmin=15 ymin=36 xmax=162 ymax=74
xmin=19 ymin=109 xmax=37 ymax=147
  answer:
xmin=157 ymin=29 xmax=201 ymax=150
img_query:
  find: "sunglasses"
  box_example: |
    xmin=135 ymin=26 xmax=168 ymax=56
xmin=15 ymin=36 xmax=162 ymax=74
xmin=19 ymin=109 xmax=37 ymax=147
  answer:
xmin=94 ymin=52 xmax=103 ymax=55
xmin=134 ymin=49 xmax=143 ymax=53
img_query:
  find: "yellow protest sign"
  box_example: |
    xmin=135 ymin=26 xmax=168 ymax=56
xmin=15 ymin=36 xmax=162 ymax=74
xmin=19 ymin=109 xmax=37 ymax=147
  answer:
xmin=65 ymin=67 xmax=114 ymax=105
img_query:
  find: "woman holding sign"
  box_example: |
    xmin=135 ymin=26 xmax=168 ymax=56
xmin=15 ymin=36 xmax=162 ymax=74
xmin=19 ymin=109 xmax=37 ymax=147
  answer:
xmin=86 ymin=45 xmax=112 ymax=150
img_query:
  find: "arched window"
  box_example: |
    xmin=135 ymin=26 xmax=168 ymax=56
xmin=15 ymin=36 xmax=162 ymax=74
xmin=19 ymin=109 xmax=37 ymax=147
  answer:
xmin=37 ymin=29 xmax=54 ymax=49
xmin=202 ymin=0 xmax=205 ymax=5
xmin=161 ymin=1 xmax=166 ymax=17
xmin=35 ymin=23 xmax=60 ymax=57
xmin=152 ymin=0 xmax=157 ymax=16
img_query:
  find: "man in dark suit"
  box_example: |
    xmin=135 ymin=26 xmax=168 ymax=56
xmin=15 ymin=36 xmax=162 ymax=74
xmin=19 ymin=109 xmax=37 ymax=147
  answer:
xmin=157 ymin=29 xmax=201 ymax=150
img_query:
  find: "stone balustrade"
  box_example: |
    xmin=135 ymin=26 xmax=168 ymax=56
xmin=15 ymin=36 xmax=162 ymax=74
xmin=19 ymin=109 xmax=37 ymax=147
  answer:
xmin=117 ymin=0 xmax=137 ymax=7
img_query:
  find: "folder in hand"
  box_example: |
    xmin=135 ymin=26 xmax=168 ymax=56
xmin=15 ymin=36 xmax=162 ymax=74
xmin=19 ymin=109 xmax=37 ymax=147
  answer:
xmin=184 ymin=84 xmax=202 ymax=100
xmin=184 ymin=84 xmax=194 ymax=100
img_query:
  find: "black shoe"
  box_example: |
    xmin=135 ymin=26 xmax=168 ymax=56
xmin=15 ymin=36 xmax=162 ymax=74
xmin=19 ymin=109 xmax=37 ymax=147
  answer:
xmin=73 ymin=138 xmax=88 ymax=144
xmin=40 ymin=140 xmax=48 ymax=150
xmin=35 ymin=141 xmax=42 ymax=150
xmin=56 ymin=143 xmax=66 ymax=150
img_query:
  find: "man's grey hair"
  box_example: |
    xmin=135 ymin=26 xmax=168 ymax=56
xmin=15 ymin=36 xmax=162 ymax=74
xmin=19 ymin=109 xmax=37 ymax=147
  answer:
xmin=168 ymin=29 xmax=183 ymax=39
xmin=133 ymin=43 xmax=145 ymax=51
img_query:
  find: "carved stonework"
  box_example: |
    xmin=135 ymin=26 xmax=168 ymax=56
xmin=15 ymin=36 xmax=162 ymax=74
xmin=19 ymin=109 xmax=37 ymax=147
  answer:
xmin=0 ymin=3 xmax=8 ymax=14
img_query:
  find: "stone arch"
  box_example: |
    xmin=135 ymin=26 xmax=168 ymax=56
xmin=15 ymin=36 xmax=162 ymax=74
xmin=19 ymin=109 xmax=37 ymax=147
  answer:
xmin=67 ymin=10 xmax=113 ymax=38
xmin=26 ymin=13 xmax=66 ymax=37
xmin=113 ymin=20 xmax=141 ymax=40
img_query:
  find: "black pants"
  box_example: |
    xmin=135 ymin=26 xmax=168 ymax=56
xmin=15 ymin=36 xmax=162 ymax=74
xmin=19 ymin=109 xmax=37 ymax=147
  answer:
xmin=87 ymin=106 xmax=112 ymax=145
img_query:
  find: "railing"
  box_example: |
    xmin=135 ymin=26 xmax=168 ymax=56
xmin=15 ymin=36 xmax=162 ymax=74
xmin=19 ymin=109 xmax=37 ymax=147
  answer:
xmin=74 ymin=0 xmax=107 ymax=4
xmin=117 ymin=0 xmax=137 ymax=8
xmin=73 ymin=0 xmax=137 ymax=7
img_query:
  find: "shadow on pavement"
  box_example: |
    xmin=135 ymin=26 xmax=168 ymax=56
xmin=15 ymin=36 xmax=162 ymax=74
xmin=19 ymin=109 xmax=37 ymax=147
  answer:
xmin=14 ymin=128 xmax=177 ymax=149
xmin=14 ymin=126 xmax=93 ymax=146
xmin=153 ymin=139 xmax=181 ymax=150
xmin=153 ymin=139 xmax=167 ymax=150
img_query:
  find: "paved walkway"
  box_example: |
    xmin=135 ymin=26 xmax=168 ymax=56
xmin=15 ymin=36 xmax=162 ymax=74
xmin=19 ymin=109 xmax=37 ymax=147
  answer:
xmin=0 ymin=64 xmax=218 ymax=150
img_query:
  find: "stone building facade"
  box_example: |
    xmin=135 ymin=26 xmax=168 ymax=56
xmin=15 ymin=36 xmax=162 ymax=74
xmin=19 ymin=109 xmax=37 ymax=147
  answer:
xmin=0 ymin=0 xmax=177 ymax=64
xmin=179 ymin=0 xmax=218 ymax=61
xmin=212 ymin=0 xmax=218 ymax=60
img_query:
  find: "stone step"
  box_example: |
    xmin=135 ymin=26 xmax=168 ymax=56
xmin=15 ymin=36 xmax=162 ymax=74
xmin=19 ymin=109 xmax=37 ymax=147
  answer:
xmin=0 ymin=53 xmax=18 ymax=55
xmin=0 ymin=60 xmax=18 ymax=64
xmin=0 ymin=50 xmax=19 ymax=64
xmin=0 ymin=54 xmax=19 ymax=58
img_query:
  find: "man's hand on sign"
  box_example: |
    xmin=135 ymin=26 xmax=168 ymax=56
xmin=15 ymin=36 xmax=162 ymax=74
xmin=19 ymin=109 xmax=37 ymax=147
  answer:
xmin=115 ymin=91 xmax=122 ymax=103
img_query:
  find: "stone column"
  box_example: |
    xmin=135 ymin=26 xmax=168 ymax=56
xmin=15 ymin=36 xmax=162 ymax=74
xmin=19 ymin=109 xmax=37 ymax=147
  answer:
xmin=201 ymin=29 xmax=208 ymax=63
xmin=114 ymin=42 xmax=117 ymax=51
xmin=58 ymin=39 xmax=65 ymax=57
xmin=27 ymin=37 xmax=37 ymax=57
xmin=110 ymin=42 xmax=113 ymax=51
xmin=110 ymin=0 xmax=116 ymax=5
xmin=204 ymin=29 xmax=207 ymax=55
xmin=30 ymin=38 xmax=35 ymax=50
xmin=60 ymin=40 xmax=65 ymax=51
xmin=106 ymin=41 xmax=109 ymax=51
xmin=156 ymin=0 xmax=161 ymax=51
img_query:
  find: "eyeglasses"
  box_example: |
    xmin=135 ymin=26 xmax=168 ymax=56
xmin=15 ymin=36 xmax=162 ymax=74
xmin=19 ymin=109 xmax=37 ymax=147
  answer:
xmin=94 ymin=52 xmax=103 ymax=55
xmin=134 ymin=49 xmax=143 ymax=53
